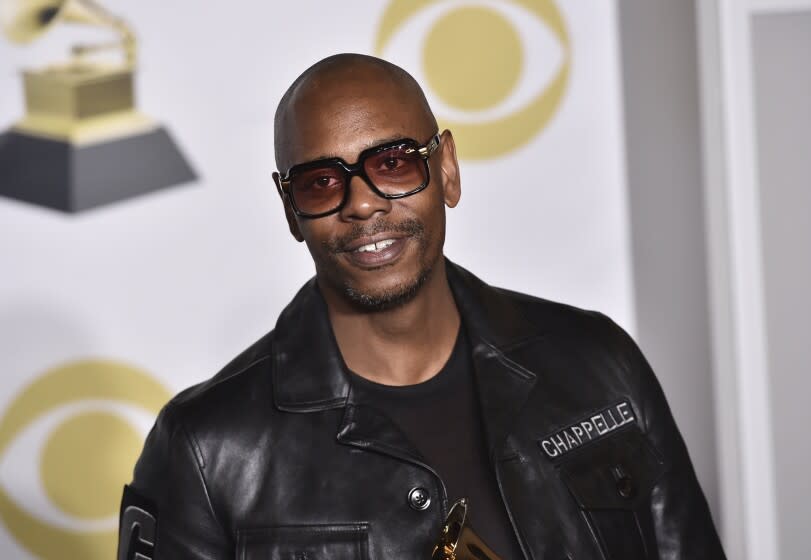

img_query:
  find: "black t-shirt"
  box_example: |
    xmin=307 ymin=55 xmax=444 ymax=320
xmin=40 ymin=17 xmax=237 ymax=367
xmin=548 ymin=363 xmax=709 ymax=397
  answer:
xmin=348 ymin=327 xmax=524 ymax=559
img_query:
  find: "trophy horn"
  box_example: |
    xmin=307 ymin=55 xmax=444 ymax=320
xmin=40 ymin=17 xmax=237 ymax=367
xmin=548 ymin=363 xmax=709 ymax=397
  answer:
xmin=0 ymin=0 xmax=135 ymax=63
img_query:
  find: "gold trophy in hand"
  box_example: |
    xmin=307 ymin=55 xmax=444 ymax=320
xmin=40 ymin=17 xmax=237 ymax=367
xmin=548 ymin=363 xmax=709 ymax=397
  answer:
xmin=432 ymin=499 xmax=503 ymax=560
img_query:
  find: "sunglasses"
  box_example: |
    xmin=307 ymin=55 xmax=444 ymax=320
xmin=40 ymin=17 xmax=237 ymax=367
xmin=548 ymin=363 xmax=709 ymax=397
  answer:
xmin=274 ymin=133 xmax=441 ymax=218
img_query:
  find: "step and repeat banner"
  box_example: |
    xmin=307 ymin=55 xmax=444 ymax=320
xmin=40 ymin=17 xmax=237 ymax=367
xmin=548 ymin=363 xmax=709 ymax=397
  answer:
xmin=0 ymin=1 xmax=631 ymax=557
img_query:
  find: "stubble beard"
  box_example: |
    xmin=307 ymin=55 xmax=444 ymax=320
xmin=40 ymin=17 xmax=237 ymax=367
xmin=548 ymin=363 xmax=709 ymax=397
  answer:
xmin=343 ymin=262 xmax=433 ymax=312
xmin=320 ymin=218 xmax=435 ymax=313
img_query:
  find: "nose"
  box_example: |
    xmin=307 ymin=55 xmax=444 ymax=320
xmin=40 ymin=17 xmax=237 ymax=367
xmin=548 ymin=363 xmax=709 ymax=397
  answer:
xmin=339 ymin=174 xmax=392 ymax=221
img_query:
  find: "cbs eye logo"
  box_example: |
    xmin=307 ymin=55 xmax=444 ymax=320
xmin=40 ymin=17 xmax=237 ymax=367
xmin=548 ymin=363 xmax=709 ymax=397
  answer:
xmin=375 ymin=0 xmax=571 ymax=159
xmin=0 ymin=360 xmax=170 ymax=559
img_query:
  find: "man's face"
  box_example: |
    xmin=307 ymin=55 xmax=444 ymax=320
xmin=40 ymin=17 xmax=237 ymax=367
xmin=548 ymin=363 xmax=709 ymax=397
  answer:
xmin=275 ymin=76 xmax=460 ymax=311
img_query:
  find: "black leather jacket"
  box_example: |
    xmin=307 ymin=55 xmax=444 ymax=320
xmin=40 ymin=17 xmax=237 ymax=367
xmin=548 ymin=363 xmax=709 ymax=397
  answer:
xmin=120 ymin=261 xmax=725 ymax=559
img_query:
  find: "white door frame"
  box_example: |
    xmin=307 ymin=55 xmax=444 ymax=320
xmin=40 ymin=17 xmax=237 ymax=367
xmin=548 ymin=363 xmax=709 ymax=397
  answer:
xmin=697 ymin=1 xmax=811 ymax=558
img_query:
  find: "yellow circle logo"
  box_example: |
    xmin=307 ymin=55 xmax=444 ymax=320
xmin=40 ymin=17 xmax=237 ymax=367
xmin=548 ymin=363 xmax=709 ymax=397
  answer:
xmin=0 ymin=360 xmax=170 ymax=559
xmin=375 ymin=0 xmax=571 ymax=159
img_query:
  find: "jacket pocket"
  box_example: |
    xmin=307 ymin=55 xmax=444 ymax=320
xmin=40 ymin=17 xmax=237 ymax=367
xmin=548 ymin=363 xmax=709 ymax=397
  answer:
xmin=558 ymin=427 xmax=664 ymax=560
xmin=237 ymin=523 xmax=369 ymax=560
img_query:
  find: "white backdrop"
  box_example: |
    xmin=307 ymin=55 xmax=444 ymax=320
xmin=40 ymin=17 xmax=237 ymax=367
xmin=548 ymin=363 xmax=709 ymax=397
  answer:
xmin=0 ymin=1 xmax=632 ymax=557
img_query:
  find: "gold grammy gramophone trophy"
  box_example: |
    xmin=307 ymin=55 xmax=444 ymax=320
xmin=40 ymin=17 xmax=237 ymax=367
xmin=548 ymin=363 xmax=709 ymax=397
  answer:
xmin=0 ymin=0 xmax=196 ymax=212
xmin=432 ymin=499 xmax=503 ymax=560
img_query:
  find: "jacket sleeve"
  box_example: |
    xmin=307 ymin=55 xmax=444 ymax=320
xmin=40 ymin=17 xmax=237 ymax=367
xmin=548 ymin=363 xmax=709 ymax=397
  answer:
xmin=607 ymin=316 xmax=726 ymax=559
xmin=118 ymin=404 xmax=232 ymax=559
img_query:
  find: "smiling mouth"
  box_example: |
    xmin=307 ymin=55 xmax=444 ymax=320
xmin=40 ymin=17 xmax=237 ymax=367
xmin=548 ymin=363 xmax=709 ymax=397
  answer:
xmin=341 ymin=236 xmax=409 ymax=268
xmin=328 ymin=219 xmax=426 ymax=268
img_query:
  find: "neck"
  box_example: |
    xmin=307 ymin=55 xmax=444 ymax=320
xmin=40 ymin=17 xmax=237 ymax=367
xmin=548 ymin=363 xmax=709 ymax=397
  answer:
xmin=323 ymin=260 xmax=460 ymax=386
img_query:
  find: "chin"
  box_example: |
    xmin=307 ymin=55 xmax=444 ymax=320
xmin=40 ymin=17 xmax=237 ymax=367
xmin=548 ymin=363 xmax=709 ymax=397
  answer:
xmin=341 ymin=264 xmax=433 ymax=312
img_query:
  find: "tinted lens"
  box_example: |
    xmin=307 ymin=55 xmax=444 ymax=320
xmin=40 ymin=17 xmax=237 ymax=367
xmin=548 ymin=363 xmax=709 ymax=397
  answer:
xmin=364 ymin=145 xmax=427 ymax=195
xmin=288 ymin=165 xmax=346 ymax=216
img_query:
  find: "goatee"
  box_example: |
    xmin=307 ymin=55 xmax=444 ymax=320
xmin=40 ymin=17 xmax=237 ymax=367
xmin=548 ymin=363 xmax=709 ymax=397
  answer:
xmin=321 ymin=218 xmax=432 ymax=312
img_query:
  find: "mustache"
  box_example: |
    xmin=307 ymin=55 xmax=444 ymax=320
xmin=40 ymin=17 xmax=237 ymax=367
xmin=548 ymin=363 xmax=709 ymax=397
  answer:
xmin=323 ymin=219 xmax=425 ymax=253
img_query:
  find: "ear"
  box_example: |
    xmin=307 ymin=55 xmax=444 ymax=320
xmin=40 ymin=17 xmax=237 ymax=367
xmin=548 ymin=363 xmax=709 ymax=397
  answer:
xmin=273 ymin=172 xmax=305 ymax=242
xmin=437 ymin=130 xmax=461 ymax=208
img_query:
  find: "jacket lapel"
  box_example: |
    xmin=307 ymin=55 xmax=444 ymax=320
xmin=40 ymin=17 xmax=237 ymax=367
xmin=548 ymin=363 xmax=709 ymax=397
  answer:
xmin=271 ymin=277 xmax=431 ymax=467
xmin=447 ymin=262 xmax=542 ymax=455
xmin=336 ymin=402 xmax=429 ymax=467
xmin=471 ymin=339 xmax=539 ymax=456
xmin=271 ymin=261 xmax=545 ymax=460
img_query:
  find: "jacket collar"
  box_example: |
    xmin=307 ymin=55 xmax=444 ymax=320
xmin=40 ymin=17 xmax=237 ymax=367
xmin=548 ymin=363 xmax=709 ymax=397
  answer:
xmin=446 ymin=260 xmax=541 ymax=350
xmin=271 ymin=275 xmax=350 ymax=412
xmin=272 ymin=259 xmax=541 ymax=450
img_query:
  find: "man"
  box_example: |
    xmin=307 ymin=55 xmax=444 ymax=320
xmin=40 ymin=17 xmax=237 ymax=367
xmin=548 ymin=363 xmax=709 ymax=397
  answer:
xmin=118 ymin=54 xmax=725 ymax=559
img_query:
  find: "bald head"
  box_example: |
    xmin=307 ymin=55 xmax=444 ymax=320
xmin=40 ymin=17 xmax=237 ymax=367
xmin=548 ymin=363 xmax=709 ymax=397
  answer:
xmin=274 ymin=54 xmax=438 ymax=171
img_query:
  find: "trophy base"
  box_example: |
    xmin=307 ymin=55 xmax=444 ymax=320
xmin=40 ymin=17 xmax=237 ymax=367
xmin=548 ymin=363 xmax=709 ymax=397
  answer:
xmin=0 ymin=126 xmax=196 ymax=213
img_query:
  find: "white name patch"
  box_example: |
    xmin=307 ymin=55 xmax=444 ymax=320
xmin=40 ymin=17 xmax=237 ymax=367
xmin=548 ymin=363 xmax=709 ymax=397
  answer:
xmin=538 ymin=400 xmax=636 ymax=459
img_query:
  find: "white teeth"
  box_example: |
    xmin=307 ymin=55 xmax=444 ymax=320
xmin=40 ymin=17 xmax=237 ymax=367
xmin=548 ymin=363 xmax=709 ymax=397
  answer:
xmin=355 ymin=239 xmax=396 ymax=253
xmin=356 ymin=242 xmax=377 ymax=253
